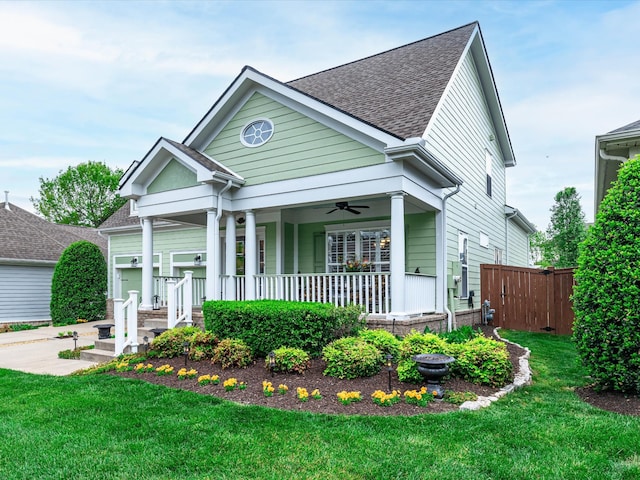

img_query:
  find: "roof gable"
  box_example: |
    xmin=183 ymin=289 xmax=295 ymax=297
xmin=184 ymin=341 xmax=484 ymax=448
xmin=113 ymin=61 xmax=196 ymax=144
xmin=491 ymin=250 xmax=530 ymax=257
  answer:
xmin=0 ymin=203 xmax=107 ymax=263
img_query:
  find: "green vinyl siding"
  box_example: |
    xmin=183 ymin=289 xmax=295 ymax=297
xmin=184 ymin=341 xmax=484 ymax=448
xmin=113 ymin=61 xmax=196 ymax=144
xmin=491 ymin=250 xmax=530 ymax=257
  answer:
xmin=284 ymin=223 xmax=294 ymax=274
xmin=405 ymin=212 xmax=437 ymax=275
xmin=204 ymin=92 xmax=384 ymax=185
xmin=425 ymin=53 xmax=511 ymax=311
xmin=147 ymin=159 xmax=197 ymax=194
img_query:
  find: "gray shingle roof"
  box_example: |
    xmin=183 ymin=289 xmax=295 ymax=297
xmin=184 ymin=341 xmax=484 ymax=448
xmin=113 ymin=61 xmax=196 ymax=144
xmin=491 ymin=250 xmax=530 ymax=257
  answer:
xmin=163 ymin=137 xmax=241 ymax=178
xmin=287 ymin=22 xmax=477 ymax=140
xmin=0 ymin=203 xmax=107 ymax=262
xmin=609 ymin=119 xmax=640 ymax=134
xmin=98 ymin=201 xmax=139 ymax=230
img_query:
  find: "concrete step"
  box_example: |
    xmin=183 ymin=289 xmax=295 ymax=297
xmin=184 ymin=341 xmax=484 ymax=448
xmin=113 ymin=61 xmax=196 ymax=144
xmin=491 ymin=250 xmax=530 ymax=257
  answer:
xmin=80 ymin=348 xmax=115 ymax=363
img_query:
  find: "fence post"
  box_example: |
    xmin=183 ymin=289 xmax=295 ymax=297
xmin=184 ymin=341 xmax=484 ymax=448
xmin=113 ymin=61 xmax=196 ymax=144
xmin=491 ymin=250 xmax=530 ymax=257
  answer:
xmin=167 ymin=279 xmax=176 ymax=329
xmin=183 ymin=271 xmax=193 ymax=327
xmin=114 ymin=298 xmax=124 ymax=356
xmin=127 ymin=290 xmax=139 ymax=353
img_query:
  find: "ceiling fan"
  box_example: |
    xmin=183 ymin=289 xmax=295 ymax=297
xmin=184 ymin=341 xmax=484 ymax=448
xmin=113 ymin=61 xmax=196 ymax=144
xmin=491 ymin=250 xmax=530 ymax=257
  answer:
xmin=326 ymin=201 xmax=370 ymax=215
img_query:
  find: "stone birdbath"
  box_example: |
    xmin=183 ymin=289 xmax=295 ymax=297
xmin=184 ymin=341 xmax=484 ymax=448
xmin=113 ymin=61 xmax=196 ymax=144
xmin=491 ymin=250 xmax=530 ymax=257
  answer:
xmin=411 ymin=353 xmax=456 ymax=399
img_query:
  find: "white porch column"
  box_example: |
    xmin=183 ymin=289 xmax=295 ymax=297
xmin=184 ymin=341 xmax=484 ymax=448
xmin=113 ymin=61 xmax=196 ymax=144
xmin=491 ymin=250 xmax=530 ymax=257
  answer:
xmin=140 ymin=217 xmax=154 ymax=310
xmin=225 ymin=214 xmax=237 ymax=300
xmin=205 ymin=209 xmax=220 ymax=301
xmin=389 ymin=192 xmax=406 ymax=318
xmin=244 ymin=210 xmax=257 ymax=300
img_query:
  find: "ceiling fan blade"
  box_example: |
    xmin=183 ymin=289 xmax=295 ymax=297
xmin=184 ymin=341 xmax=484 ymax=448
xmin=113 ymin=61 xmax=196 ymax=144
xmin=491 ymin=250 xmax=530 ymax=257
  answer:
xmin=346 ymin=207 xmax=361 ymax=214
xmin=326 ymin=208 xmax=338 ymax=214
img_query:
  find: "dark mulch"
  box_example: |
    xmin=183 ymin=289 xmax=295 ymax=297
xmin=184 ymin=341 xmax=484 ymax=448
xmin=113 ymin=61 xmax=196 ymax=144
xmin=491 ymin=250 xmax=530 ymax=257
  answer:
xmin=105 ymin=325 xmax=640 ymax=416
xmin=106 ymin=325 xmax=527 ymax=416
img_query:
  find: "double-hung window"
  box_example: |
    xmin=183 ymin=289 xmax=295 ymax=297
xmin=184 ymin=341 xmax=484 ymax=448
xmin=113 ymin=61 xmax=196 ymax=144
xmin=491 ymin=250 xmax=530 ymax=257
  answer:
xmin=458 ymin=232 xmax=469 ymax=298
xmin=326 ymin=227 xmax=390 ymax=272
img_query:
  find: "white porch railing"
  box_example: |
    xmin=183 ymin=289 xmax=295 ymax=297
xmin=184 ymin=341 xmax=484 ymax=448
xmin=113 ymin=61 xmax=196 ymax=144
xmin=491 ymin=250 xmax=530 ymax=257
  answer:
xmin=404 ymin=273 xmax=437 ymax=314
xmin=167 ymin=271 xmax=193 ymax=329
xmin=153 ymin=275 xmax=206 ymax=307
xmin=114 ymin=290 xmax=138 ymax=356
xmin=254 ymin=273 xmax=391 ymax=315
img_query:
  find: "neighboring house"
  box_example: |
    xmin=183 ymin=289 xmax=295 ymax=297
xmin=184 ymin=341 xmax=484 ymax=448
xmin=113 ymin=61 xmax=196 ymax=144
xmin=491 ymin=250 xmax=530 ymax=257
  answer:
xmin=595 ymin=119 xmax=640 ymax=214
xmin=0 ymin=197 xmax=107 ymax=323
xmin=101 ymin=22 xmax=534 ymax=330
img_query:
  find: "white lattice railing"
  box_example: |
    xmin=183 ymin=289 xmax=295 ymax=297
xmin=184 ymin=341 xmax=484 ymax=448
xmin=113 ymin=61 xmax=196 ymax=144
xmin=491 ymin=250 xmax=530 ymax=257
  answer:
xmin=167 ymin=271 xmax=193 ymax=329
xmin=114 ymin=290 xmax=138 ymax=356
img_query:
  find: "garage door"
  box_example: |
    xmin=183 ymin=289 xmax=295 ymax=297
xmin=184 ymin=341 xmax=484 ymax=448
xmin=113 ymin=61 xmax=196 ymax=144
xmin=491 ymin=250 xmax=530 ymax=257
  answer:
xmin=0 ymin=265 xmax=54 ymax=322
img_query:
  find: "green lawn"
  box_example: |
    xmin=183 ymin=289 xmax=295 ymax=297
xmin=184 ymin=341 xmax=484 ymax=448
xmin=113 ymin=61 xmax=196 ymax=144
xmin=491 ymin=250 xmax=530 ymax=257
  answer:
xmin=1 ymin=331 xmax=639 ymax=479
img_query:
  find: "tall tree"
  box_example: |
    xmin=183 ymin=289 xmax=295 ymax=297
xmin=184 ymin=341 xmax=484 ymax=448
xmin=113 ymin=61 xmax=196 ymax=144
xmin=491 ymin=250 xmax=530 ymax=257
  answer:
xmin=31 ymin=161 xmax=126 ymax=227
xmin=545 ymin=187 xmax=587 ymax=267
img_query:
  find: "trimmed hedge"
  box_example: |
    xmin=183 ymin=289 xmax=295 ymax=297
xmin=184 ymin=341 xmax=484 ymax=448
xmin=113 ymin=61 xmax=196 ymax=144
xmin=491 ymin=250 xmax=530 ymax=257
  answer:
xmin=202 ymin=300 xmax=365 ymax=357
xmin=50 ymin=240 xmax=107 ymax=326
xmin=357 ymin=328 xmax=401 ymax=359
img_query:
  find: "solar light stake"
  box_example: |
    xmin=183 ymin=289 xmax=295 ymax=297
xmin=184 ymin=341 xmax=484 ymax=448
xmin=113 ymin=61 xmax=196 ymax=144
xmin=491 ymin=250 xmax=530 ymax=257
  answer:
xmin=143 ymin=336 xmax=149 ymax=353
xmin=269 ymin=351 xmax=276 ymax=378
xmin=183 ymin=341 xmax=190 ymax=366
xmin=386 ymin=354 xmax=393 ymax=392
xmin=72 ymin=331 xmax=78 ymax=351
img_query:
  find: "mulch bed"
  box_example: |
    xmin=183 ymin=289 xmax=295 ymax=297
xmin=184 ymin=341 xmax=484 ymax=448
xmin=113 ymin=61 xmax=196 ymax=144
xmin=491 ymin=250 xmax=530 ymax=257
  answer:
xmin=105 ymin=325 xmax=640 ymax=416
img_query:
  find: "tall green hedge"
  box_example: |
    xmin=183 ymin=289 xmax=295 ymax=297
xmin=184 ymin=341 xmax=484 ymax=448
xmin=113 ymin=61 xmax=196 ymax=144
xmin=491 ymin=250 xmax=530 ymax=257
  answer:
xmin=50 ymin=240 xmax=107 ymax=326
xmin=202 ymin=300 xmax=365 ymax=357
xmin=573 ymin=155 xmax=640 ymax=393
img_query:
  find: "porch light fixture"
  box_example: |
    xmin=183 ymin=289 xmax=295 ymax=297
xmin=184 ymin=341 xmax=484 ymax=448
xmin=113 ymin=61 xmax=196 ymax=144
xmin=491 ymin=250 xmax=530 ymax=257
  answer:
xmin=130 ymin=257 xmax=138 ymax=267
xmin=386 ymin=354 xmax=393 ymax=392
xmin=268 ymin=351 xmax=276 ymax=377
xmin=72 ymin=331 xmax=78 ymax=351
xmin=194 ymin=254 xmax=202 ymax=266
xmin=183 ymin=341 xmax=190 ymax=366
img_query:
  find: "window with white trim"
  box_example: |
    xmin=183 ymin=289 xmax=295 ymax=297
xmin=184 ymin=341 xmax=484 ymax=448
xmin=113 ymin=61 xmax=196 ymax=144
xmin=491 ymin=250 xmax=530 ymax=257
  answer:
xmin=485 ymin=150 xmax=493 ymax=197
xmin=458 ymin=232 xmax=469 ymax=298
xmin=494 ymin=247 xmax=504 ymax=265
xmin=327 ymin=227 xmax=390 ymax=272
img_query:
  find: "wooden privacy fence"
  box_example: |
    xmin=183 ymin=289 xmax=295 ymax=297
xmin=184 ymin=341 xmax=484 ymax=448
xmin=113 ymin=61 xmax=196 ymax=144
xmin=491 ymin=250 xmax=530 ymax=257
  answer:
xmin=480 ymin=264 xmax=575 ymax=335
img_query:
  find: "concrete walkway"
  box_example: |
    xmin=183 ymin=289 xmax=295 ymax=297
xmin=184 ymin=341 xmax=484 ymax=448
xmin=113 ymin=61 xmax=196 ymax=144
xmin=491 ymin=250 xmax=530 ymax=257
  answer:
xmin=0 ymin=322 xmax=102 ymax=375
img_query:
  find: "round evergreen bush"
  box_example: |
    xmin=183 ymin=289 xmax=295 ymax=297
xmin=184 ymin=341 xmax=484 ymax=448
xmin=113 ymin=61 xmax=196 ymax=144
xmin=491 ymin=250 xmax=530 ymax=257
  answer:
xmin=267 ymin=346 xmax=310 ymax=374
xmin=213 ymin=338 xmax=254 ymax=369
xmin=149 ymin=326 xmax=218 ymax=360
xmin=322 ymin=337 xmax=383 ymax=379
xmin=357 ymin=328 xmax=400 ymax=358
xmin=50 ymin=240 xmax=107 ymax=326
xmin=573 ymin=155 xmax=640 ymax=393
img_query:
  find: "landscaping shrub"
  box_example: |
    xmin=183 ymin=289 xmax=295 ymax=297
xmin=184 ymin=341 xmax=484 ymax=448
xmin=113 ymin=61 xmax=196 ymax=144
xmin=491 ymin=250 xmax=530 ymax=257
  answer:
xmin=149 ymin=326 xmax=218 ymax=360
xmin=573 ymin=155 xmax=640 ymax=393
xmin=446 ymin=336 xmax=512 ymax=387
xmin=50 ymin=240 xmax=107 ymax=326
xmin=202 ymin=300 xmax=365 ymax=357
xmin=439 ymin=325 xmax=481 ymax=344
xmin=357 ymin=328 xmax=400 ymax=358
xmin=322 ymin=337 xmax=383 ymax=379
xmin=267 ymin=346 xmax=310 ymax=374
xmin=212 ymin=338 xmax=254 ymax=369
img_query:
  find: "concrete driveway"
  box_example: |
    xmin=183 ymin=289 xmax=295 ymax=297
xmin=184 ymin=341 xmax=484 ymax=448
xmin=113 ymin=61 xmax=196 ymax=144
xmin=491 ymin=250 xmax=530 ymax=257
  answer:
xmin=0 ymin=322 xmax=101 ymax=375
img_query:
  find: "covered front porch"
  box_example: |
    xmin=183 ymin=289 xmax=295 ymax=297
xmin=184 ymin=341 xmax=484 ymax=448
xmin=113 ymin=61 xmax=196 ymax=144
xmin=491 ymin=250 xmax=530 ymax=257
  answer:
xmin=152 ymin=270 xmax=437 ymax=317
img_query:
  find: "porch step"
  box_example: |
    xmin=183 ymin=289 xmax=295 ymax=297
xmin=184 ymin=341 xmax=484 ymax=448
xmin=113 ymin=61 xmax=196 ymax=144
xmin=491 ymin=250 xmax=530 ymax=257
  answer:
xmin=80 ymin=348 xmax=116 ymax=363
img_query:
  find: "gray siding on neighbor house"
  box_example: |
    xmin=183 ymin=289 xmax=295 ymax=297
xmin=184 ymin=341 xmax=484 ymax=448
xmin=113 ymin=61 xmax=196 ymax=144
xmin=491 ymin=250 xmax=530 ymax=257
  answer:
xmin=0 ymin=264 xmax=53 ymax=322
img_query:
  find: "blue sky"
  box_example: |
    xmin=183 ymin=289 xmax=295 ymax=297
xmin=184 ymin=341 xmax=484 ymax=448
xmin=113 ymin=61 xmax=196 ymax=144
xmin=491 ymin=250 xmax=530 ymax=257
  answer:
xmin=1 ymin=0 xmax=639 ymax=230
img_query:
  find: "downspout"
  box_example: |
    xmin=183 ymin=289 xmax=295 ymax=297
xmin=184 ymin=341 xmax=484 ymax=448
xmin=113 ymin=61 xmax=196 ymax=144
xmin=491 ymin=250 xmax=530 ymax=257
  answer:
xmin=505 ymin=210 xmax=517 ymax=265
xmin=599 ymin=148 xmax=627 ymax=163
xmin=442 ymin=184 xmax=461 ymax=332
